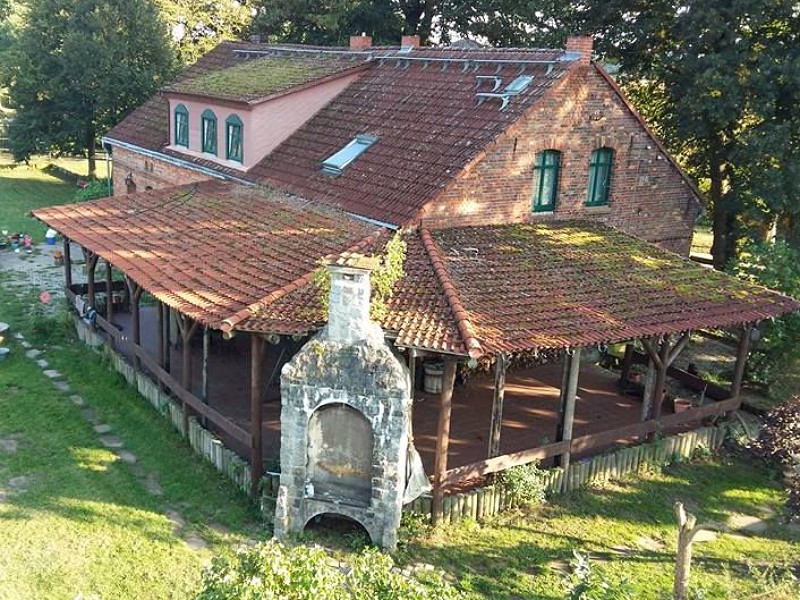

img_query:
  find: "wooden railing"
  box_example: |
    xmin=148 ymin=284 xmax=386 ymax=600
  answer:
xmin=67 ymin=289 xmax=252 ymax=449
xmin=442 ymin=396 xmax=740 ymax=487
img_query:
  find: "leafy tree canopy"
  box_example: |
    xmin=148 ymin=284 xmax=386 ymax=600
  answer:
xmin=2 ymin=0 xmax=174 ymax=176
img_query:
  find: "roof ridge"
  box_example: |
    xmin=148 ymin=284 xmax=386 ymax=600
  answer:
xmin=420 ymin=228 xmax=483 ymax=359
xmin=219 ymin=228 xmax=386 ymax=333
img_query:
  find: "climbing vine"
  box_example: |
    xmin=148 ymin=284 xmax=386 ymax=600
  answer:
xmin=313 ymin=231 xmax=407 ymax=322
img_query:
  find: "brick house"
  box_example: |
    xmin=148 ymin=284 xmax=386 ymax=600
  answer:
xmin=35 ymin=36 xmax=798 ymax=544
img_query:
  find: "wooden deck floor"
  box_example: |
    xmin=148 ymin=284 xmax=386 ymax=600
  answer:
xmin=112 ymin=306 xmax=676 ymax=476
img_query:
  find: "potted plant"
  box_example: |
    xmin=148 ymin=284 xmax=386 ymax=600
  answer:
xmin=53 ymin=249 xmax=64 ymax=266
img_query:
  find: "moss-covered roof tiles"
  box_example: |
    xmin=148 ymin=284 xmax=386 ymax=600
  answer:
xmin=167 ymin=55 xmax=365 ymax=103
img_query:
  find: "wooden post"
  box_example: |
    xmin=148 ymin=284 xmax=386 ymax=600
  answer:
xmin=250 ymin=335 xmax=264 ymax=497
xmin=63 ymin=238 xmax=72 ymax=289
xmin=730 ymin=325 xmax=752 ymax=399
xmin=488 ymin=352 xmax=507 ymax=458
xmin=555 ymin=348 xmax=582 ymax=471
xmin=164 ymin=306 xmax=171 ymax=373
xmin=619 ymin=343 xmax=634 ymax=383
xmin=179 ymin=316 xmax=198 ymax=434
xmin=673 ymin=502 xmax=724 ymax=600
xmin=104 ymin=261 xmax=113 ymax=323
xmin=432 ymin=356 xmax=457 ymax=525
xmin=202 ymin=327 xmax=210 ymax=404
xmin=129 ymin=281 xmax=143 ymax=371
xmin=650 ymin=339 xmax=671 ymax=420
xmin=157 ymin=301 xmax=165 ymax=370
xmin=86 ymin=253 xmax=99 ymax=308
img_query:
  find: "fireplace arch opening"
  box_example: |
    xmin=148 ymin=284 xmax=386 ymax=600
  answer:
xmin=303 ymin=512 xmax=371 ymax=545
xmin=307 ymin=402 xmax=373 ymax=506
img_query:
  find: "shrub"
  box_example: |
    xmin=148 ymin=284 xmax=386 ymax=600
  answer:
xmin=753 ymin=396 xmax=800 ymax=519
xmin=497 ymin=461 xmax=547 ymax=508
xmin=563 ymin=551 xmax=635 ymax=600
xmin=195 ymin=540 xmax=466 ymax=600
xmin=74 ymin=179 xmax=111 ymax=202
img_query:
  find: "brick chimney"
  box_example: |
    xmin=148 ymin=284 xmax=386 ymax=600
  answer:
xmin=350 ymin=34 xmax=372 ymax=50
xmin=401 ymin=35 xmax=420 ymax=49
xmin=326 ymin=255 xmax=379 ymax=344
xmin=565 ymin=36 xmax=593 ymax=65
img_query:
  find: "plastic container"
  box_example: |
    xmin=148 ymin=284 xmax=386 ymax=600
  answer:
xmin=45 ymin=228 xmax=58 ymax=245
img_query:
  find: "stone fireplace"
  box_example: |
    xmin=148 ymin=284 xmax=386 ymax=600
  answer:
xmin=274 ymin=256 xmax=416 ymax=548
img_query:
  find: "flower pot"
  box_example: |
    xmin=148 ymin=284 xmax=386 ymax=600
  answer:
xmin=673 ymin=397 xmax=693 ymax=413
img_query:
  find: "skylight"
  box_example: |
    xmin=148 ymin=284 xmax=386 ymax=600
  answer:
xmin=504 ymin=75 xmax=534 ymax=95
xmin=321 ymin=134 xmax=378 ymax=176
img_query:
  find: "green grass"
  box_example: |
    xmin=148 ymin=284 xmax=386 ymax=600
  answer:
xmin=399 ymin=456 xmax=799 ymax=599
xmin=0 ymin=163 xmax=77 ymax=241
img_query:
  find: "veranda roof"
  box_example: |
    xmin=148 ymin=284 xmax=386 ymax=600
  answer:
xmin=33 ymin=180 xmax=383 ymax=328
xmin=35 ymin=188 xmax=799 ymax=357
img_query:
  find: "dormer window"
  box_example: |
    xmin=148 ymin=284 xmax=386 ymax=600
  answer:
xmin=174 ymin=104 xmax=189 ymax=147
xmin=586 ymin=147 xmax=614 ymax=206
xmin=201 ymin=109 xmax=218 ymax=155
xmin=226 ymin=114 xmax=243 ymax=163
xmin=321 ymin=134 xmax=377 ymax=176
xmin=532 ymin=150 xmax=561 ymax=212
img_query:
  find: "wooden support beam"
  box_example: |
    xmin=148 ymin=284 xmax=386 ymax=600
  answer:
xmin=250 ymin=335 xmax=265 ymax=497
xmin=619 ymin=343 xmax=634 ymax=384
xmin=180 ymin=316 xmax=199 ymax=435
xmin=86 ymin=253 xmax=99 ymax=308
xmin=104 ymin=261 xmax=113 ymax=324
xmin=157 ymin=302 xmax=165 ymax=370
xmin=202 ymin=327 xmax=210 ymax=404
xmin=555 ymin=348 xmax=582 ymax=471
xmin=408 ymin=348 xmax=417 ymax=395
xmin=488 ymin=352 xmax=507 ymax=458
xmin=129 ymin=281 xmax=144 ymax=371
xmin=432 ymin=356 xmax=457 ymax=525
xmin=650 ymin=338 xmax=671 ymax=420
xmin=164 ymin=306 xmax=171 ymax=373
xmin=63 ymin=238 xmax=72 ymax=289
xmin=730 ymin=324 xmax=752 ymax=399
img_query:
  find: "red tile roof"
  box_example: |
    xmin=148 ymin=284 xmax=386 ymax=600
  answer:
xmin=252 ymin=48 xmax=573 ymax=225
xmin=32 ymin=180 xmax=383 ymax=328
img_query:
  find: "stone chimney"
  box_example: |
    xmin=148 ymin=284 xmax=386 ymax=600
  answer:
xmin=350 ymin=34 xmax=372 ymax=50
xmin=401 ymin=35 xmax=420 ymax=49
xmin=565 ymin=36 xmax=593 ymax=65
xmin=326 ymin=255 xmax=379 ymax=344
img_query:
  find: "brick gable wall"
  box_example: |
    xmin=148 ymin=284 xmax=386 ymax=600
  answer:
xmin=111 ymin=146 xmax=211 ymax=195
xmin=420 ymin=65 xmax=702 ymax=255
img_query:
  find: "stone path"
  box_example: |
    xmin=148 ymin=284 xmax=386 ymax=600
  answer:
xmin=4 ymin=324 xmax=212 ymax=553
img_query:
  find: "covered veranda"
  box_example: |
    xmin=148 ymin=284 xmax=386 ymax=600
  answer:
xmin=34 ymin=182 xmax=800 ymax=520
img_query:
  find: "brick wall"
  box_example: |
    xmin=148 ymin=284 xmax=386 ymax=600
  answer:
xmin=421 ymin=65 xmax=702 ymax=255
xmin=111 ymin=146 xmax=211 ymax=195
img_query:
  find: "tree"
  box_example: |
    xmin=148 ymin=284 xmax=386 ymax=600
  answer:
xmin=155 ymin=0 xmax=254 ymax=65
xmin=2 ymin=0 xmax=174 ymax=177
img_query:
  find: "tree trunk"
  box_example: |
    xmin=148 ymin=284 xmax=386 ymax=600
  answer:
xmin=86 ymin=127 xmax=97 ymax=180
xmin=674 ymin=502 xmax=696 ymax=600
xmin=709 ymin=147 xmax=737 ymax=270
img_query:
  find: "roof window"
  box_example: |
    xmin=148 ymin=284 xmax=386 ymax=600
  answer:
xmin=321 ymin=134 xmax=378 ymax=176
xmin=504 ymin=75 xmax=534 ymax=94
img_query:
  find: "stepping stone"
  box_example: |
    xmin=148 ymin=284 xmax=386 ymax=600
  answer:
xmin=52 ymin=380 xmax=70 ymax=393
xmin=13 ymin=333 xmax=24 ymax=340
xmin=0 ymin=438 xmax=19 ymax=453
xmin=693 ymin=529 xmax=718 ymax=543
xmin=94 ymin=424 xmax=112 ymax=434
xmin=184 ymin=534 xmax=208 ymax=551
xmin=165 ymin=509 xmax=186 ymax=530
xmin=25 ymin=349 xmax=42 ymax=359
xmin=144 ymin=473 xmax=163 ymax=496
xmin=80 ymin=408 xmax=98 ymax=424
xmin=42 ymin=369 xmax=61 ymax=379
xmin=116 ymin=450 xmax=137 ymax=465
xmin=36 ymin=359 xmax=49 ymax=369
xmin=7 ymin=475 xmax=31 ymax=490
xmin=635 ymin=536 xmax=665 ymax=551
xmin=99 ymin=435 xmax=124 ymax=449
xmin=20 ymin=340 xmax=31 ymax=348
xmin=69 ymin=395 xmax=85 ymax=407
xmin=209 ymin=523 xmax=231 ymax=536
xmin=728 ymin=514 xmax=769 ymax=534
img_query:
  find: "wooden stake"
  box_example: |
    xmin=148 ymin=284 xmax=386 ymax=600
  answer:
xmin=63 ymin=238 xmax=73 ymax=289
xmin=488 ymin=352 xmax=507 ymax=458
xmin=250 ymin=335 xmax=264 ymax=497
xmin=432 ymin=356 xmax=457 ymax=525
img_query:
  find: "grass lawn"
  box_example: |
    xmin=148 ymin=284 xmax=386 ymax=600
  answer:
xmin=0 ymin=163 xmax=77 ymax=241
xmin=400 ymin=455 xmax=800 ymax=599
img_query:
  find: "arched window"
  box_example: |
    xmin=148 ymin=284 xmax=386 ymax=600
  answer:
xmin=531 ymin=149 xmax=561 ymax=212
xmin=174 ymin=104 xmax=189 ymax=147
xmin=586 ymin=147 xmax=614 ymax=206
xmin=201 ymin=109 xmax=217 ymax=155
xmin=225 ymin=114 xmax=243 ymax=163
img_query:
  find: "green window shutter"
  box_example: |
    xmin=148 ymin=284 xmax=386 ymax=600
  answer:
xmin=226 ymin=115 xmax=243 ymax=163
xmin=586 ymin=147 xmax=614 ymax=206
xmin=532 ymin=150 xmax=561 ymax=212
xmin=174 ymin=104 xmax=189 ymax=147
xmin=201 ymin=109 xmax=217 ymax=155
